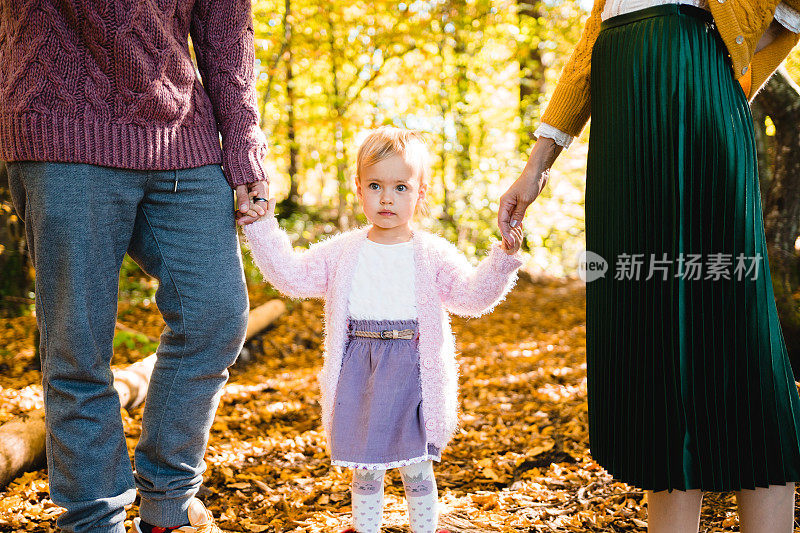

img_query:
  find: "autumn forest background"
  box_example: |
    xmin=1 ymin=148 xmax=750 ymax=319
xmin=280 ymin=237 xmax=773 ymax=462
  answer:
xmin=2 ymin=0 xmax=800 ymax=531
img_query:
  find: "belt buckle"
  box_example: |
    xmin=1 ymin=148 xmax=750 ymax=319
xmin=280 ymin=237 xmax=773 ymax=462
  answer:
xmin=380 ymin=330 xmax=393 ymax=339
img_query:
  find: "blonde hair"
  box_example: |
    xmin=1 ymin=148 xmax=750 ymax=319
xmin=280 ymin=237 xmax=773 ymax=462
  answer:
xmin=356 ymin=126 xmax=431 ymax=216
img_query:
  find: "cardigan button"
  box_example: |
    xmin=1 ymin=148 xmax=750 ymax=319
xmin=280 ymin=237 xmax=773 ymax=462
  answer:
xmin=741 ymin=66 xmax=748 ymax=75
xmin=716 ymin=0 xmax=724 ymax=3
xmin=735 ymin=35 xmax=744 ymax=44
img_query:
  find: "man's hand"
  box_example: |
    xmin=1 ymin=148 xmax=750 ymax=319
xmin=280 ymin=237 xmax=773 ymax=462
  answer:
xmin=235 ymin=181 xmax=269 ymax=226
xmin=236 ymin=196 xmax=276 ymax=226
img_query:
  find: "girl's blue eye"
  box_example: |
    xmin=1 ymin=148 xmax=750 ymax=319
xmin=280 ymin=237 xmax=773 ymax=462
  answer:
xmin=396 ymin=184 xmax=407 ymax=192
xmin=368 ymin=183 xmax=380 ymax=190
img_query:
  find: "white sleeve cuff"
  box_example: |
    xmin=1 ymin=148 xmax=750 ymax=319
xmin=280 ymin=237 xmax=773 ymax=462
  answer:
xmin=774 ymin=2 xmax=800 ymax=33
xmin=533 ymin=123 xmax=574 ymax=149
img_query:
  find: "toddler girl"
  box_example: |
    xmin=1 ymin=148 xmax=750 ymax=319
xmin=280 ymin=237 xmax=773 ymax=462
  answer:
xmin=241 ymin=126 xmax=524 ymax=533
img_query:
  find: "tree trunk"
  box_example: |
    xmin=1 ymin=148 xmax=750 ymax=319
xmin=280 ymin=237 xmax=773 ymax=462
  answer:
xmin=518 ymin=0 xmax=546 ymax=154
xmin=286 ymin=45 xmax=300 ymax=208
xmin=750 ymin=98 xmax=774 ymax=192
xmin=448 ymin=0 xmax=473 ymax=244
xmin=326 ymin=13 xmax=351 ymax=230
xmin=438 ymin=28 xmax=455 ymax=234
xmin=752 ymin=68 xmax=800 ymax=372
xmin=0 ymin=410 xmax=45 ymax=488
xmin=0 ymin=299 xmax=286 ymax=488
xmin=452 ymin=5 xmax=472 ymax=190
xmin=334 ymin=118 xmax=349 ymax=229
xmin=283 ymin=0 xmax=301 ymax=213
xmin=0 ymin=161 xmax=34 ymax=315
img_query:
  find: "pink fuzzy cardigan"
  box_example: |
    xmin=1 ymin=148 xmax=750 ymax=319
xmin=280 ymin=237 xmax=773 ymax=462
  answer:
xmin=243 ymin=217 xmax=523 ymax=451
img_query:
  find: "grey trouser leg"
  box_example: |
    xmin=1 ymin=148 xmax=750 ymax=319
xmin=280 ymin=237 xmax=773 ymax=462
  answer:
xmin=128 ymin=165 xmax=248 ymax=527
xmin=7 ymin=162 xmax=248 ymax=532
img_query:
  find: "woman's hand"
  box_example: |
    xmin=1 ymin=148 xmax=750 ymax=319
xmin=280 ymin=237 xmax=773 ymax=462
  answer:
xmin=498 ymin=136 xmax=563 ymax=241
xmin=500 ymin=224 xmax=524 ymax=255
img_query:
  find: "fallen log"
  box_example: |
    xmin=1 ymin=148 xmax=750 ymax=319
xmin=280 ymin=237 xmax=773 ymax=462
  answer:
xmin=0 ymin=354 xmax=156 ymax=487
xmin=114 ymin=354 xmax=158 ymax=411
xmin=245 ymin=299 xmax=286 ymax=340
xmin=0 ymin=298 xmax=286 ymax=488
xmin=0 ymin=410 xmax=45 ymax=488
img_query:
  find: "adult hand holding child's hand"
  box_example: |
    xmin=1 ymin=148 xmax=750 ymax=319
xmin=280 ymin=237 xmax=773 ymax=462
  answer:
xmin=235 ymin=180 xmax=270 ymax=225
xmin=498 ymin=137 xmax=561 ymax=241
xmin=501 ymin=224 xmax=524 ymax=255
xmin=236 ymin=189 xmax=275 ymax=226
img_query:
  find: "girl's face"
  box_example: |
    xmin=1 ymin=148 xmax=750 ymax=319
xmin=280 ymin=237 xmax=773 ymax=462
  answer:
xmin=356 ymin=154 xmax=427 ymax=232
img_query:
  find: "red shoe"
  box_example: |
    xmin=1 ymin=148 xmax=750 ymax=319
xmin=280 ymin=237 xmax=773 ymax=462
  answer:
xmin=339 ymin=529 xmax=358 ymax=533
xmin=436 ymin=530 xmax=452 ymax=533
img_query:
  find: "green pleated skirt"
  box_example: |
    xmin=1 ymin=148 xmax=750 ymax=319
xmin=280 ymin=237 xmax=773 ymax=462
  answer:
xmin=585 ymin=3 xmax=800 ymax=492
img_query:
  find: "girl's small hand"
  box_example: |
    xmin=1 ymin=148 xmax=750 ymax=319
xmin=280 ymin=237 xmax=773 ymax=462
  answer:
xmin=235 ymin=180 xmax=269 ymax=225
xmin=501 ymin=225 xmax=524 ymax=255
xmin=254 ymin=195 xmax=276 ymax=217
xmin=237 ymin=195 xmax=276 ymax=225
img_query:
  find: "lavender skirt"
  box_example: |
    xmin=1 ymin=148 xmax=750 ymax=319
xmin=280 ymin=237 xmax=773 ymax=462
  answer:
xmin=330 ymin=318 xmax=442 ymax=469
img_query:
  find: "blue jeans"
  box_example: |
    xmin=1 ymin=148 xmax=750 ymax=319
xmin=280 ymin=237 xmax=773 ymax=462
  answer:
xmin=7 ymin=162 xmax=249 ymax=533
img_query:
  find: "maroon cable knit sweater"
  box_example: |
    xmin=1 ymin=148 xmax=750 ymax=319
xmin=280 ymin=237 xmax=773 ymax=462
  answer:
xmin=0 ymin=0 xmax=268 ymax=188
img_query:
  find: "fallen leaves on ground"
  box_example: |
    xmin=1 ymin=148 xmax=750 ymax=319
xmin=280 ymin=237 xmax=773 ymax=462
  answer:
xmin=0 ymin=277 xmax=797 ymax=531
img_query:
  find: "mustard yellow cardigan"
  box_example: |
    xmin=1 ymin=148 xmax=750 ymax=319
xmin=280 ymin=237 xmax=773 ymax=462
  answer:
xmin=540 ymin=0 xmax=800 ymax=137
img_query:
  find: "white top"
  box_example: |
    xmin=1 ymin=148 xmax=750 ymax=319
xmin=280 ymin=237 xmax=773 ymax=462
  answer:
xmin=602 ymin=0 xmax=707 ymax=20
xmin=348 ymin=239 xmax=417 ymax=320
xmin=534 ymin=0 xmax=800 ymax=149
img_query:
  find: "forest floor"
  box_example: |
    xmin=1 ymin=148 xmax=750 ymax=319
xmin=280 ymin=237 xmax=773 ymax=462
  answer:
xmin=1 ymin=276 xmax=798 ymax=532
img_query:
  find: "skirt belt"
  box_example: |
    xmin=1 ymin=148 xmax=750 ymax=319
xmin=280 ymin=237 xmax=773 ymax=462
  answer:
xmin=350 ymin=328 xmax=416 ymax=340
